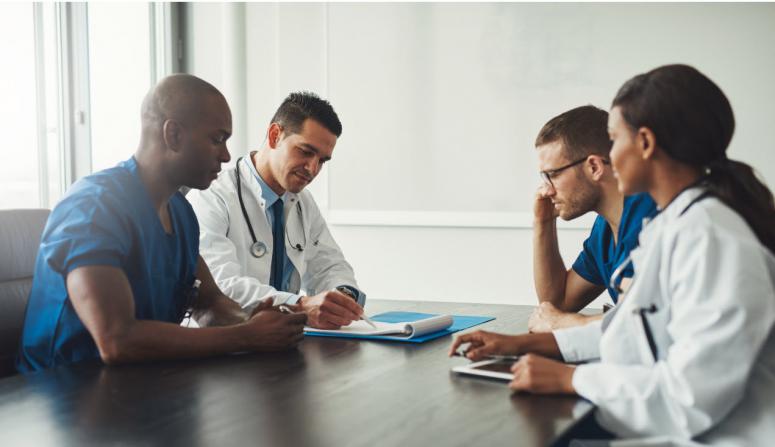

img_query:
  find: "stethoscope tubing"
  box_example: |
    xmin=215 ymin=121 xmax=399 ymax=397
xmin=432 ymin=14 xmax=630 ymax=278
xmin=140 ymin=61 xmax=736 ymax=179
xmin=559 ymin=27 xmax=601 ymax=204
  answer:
xmin=236 ymin=157 xmax=260 ymax=246
xmin=235 ymin=157 xmax=306 ymax=258
xmin=605 ymin=186 xmax=715 ymax=361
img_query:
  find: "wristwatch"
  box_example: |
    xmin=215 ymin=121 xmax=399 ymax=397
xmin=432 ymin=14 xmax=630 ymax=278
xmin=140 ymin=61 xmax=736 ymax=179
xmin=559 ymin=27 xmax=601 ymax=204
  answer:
xmin=335 ymin=285 xmax=358 ymax=301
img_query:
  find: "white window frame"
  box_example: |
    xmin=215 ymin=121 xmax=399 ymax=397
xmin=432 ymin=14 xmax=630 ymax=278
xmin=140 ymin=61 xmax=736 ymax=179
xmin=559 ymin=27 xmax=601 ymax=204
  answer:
xmin=29 ymin=2 xmax=181 ymax=208
xmin=32 ymin=3 xmax=53 ymax=207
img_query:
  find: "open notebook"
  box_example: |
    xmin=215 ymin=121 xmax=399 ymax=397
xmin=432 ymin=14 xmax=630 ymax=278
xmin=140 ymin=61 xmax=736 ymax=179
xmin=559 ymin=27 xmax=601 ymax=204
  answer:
xmin=305 ymin=314 xmax=453 ymax=338
xmin=303 ymin=311 xmax=494 ymax=343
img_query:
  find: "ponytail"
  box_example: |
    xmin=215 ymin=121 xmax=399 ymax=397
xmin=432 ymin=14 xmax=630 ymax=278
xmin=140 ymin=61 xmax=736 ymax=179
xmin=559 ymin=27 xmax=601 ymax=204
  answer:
xmin=704 ymin=159 xmax=775 ymax=255
xmin=613 ymin=64 xmax=775 ymax=256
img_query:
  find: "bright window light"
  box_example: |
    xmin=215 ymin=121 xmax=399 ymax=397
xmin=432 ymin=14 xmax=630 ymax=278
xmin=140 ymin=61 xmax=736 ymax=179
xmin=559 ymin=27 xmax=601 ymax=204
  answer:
xmin=0 ymin=4 xmax=39 ymax=209
xmin=87 ymin=3 xmax=152 ymax=172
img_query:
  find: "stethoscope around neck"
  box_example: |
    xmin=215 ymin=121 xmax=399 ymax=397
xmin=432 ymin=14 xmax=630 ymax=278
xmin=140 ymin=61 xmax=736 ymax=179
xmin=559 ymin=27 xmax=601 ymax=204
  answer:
xmin=235 ymin=156 xmax=307 ymax=258
xmin=603 ymin=185 xmax=716 ymax=356
xmin=608 ymin=185 xmax=715 ymax=300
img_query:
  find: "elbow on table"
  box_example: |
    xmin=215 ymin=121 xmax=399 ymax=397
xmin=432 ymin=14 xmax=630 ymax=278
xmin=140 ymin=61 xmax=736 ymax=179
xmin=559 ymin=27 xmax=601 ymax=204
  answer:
xmin=94 ymin=332 xmax=134 ymax=366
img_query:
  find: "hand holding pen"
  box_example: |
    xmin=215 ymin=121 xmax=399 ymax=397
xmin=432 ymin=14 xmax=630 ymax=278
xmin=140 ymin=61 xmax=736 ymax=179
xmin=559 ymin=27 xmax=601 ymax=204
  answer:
xmin=296 ymin=287 xmax=371 ymax=330
xmin=277 ymin=301 xmax=376 ymax=329
xmin=334 ymin=286 xmax=377 ymax=329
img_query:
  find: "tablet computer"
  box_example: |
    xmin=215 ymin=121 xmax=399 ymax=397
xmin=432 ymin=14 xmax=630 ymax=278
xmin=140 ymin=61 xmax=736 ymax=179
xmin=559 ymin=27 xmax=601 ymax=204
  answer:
xmin=451 ymin=359 xmax=516 ymax=381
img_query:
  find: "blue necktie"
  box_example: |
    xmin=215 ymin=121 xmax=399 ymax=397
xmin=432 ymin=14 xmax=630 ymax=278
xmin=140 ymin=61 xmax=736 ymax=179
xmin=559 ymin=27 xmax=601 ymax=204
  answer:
xmin=269 ymin=199 xmax=285 ymax=290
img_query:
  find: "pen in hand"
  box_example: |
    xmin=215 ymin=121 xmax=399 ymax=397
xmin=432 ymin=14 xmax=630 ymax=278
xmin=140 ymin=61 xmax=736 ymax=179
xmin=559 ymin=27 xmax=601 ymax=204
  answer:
xmin=280 ymin=304 xmax=376 ymax=329
xmin=334 ymin=286 xmax=377 ymax=329
xmin=359 ymin=312 xmax=377 ymax=329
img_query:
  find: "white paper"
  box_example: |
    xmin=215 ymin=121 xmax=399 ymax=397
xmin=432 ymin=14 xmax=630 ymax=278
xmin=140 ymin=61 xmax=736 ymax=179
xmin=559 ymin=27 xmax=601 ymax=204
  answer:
xmin=304 ymin=315 xmax=454 ymax=338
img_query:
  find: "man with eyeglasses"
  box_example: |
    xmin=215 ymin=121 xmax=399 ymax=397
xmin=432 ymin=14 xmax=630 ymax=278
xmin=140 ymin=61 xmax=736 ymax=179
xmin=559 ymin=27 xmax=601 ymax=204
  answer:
xmin=528 ymin=105 xmax=657 ymax=332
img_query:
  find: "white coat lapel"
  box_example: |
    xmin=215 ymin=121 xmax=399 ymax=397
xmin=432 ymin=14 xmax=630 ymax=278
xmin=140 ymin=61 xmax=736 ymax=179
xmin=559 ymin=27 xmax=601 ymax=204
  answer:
xmin=285 ymin=195 xmax=306 ymax=275
xmin=239 ymin=156 xmax=273 ymax=246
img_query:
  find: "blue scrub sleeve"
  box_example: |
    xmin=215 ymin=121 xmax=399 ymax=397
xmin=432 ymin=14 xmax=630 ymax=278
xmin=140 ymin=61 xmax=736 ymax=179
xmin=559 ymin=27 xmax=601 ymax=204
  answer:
xmin=571 ymin=236 xmax=605 ymax=286
xmin=615 ymin=237 xmax=638 ymax=280
xmin=44 ymin=193 xmax=130 ymax=275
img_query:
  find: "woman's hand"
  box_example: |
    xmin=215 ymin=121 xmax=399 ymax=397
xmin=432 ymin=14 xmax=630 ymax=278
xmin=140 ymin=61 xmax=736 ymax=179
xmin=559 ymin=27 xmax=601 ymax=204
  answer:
xmin=509 ymin=354 xmax=577 ymax=394
xmin=449 ymin=330 xmax=521 ymax=361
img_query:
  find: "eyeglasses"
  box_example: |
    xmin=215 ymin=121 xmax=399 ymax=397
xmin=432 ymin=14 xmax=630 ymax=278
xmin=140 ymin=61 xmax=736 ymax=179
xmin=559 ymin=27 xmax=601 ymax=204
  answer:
xmin=539 ymin=156 xmax=610 ymax=189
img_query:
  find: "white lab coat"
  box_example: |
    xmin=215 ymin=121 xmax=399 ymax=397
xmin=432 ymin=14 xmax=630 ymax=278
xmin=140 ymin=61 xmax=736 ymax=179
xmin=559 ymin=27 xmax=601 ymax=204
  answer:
xmin=186 ymin=154 xmax=364 ymax=311
xmin=553 ymin=187 xmax=775 ymax=445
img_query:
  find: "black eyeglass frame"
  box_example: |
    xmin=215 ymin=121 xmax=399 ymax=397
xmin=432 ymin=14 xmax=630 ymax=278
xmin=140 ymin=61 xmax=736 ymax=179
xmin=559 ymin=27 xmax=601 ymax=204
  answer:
xmin=539 ymin=156 xmax=610 ymax=188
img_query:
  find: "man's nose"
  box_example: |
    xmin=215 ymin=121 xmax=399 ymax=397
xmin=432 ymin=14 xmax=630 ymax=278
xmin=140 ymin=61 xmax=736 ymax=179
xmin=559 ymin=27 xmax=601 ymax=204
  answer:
xmin=306 ymin=157 xmax=320 ymax=174
xmin=220 ymin=146 xmax=231 ymax=164
xmin=542 ymin=182 xmax=557 ymax=197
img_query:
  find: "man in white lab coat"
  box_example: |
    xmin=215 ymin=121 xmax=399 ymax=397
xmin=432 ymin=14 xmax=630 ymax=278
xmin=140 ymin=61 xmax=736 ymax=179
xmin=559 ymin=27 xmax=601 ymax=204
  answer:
xmin=187 ymin=92 xmax=365 ymax=329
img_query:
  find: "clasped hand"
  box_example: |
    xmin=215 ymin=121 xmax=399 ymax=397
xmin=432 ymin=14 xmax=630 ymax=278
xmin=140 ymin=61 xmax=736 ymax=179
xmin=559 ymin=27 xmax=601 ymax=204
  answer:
xmin=243 ymin=299 xmax=307 ymax=351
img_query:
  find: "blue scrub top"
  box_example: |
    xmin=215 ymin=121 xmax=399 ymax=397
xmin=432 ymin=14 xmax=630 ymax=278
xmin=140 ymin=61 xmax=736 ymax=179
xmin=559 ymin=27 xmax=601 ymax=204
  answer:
xmin=571 ymin=193 xmax=657 ymax=303
xmin=16 ymin=157 xmax=199 ymax=373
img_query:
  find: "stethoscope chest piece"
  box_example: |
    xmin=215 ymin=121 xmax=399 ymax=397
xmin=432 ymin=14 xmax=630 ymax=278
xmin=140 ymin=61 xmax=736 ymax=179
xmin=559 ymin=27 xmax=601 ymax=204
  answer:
xmin=250 ymin=241 xmax=268 ymax=258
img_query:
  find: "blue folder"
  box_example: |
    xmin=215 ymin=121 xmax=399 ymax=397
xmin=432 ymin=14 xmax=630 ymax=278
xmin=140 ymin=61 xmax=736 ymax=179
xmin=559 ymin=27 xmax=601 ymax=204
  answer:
xmin=304 ymin=311 xmax=495 ymax=343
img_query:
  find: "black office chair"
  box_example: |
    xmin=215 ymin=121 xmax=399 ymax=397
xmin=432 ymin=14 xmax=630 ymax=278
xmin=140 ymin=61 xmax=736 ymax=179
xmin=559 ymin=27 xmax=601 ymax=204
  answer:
xmin=0 ymin=209 xmax=49 ymax=378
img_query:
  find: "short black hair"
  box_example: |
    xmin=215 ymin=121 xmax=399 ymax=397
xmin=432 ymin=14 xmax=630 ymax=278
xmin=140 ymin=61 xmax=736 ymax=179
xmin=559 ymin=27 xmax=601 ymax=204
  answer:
xmin=270 ymin=91 xmax=342 ymax=138
xmin=534 ymin=105 xmax=610 ymax=160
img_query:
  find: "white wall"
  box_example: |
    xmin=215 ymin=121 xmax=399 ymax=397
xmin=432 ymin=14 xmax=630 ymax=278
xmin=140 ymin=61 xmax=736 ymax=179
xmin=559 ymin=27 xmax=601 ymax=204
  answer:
xmin=184 ymin=2 xmax=775 ymax=307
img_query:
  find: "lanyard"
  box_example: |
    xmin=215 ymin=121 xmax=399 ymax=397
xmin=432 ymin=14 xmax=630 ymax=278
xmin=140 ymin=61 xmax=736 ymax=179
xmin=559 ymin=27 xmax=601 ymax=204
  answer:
xmin=609 ymin=186 xmax=715 ymax=297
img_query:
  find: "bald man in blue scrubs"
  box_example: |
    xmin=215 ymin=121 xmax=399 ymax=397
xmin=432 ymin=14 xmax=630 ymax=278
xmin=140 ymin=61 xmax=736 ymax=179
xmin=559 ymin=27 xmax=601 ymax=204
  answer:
xmin=17 ymin=74 xmax=307 ymax=373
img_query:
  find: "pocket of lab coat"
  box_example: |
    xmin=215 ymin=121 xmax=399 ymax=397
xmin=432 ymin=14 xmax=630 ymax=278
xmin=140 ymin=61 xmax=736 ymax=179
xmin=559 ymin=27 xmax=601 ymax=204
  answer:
xmin=632 ymin=310 xmax=659 ymax=365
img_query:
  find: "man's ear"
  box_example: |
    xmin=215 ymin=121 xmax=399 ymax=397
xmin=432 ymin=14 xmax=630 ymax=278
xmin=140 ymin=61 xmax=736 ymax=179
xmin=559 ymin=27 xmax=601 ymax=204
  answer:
xmin=637 ymin=127 xmax=657 ymax=161
xmin=587 ymin=155 xmax=608 ymax=182
xmin=163 ymin=119 xmax=183 ymax=153
xmin=267 ymin=123 xmax=283 ymax=149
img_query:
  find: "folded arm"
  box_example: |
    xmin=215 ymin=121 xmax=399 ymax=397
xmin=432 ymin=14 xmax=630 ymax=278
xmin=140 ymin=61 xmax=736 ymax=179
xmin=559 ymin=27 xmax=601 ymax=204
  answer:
xmin=67 ymin=261 xmax=306 ymax=366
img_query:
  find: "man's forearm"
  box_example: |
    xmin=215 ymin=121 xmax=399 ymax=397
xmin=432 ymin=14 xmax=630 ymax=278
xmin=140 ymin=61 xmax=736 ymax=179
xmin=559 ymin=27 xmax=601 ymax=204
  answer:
xmin=193 ymin=294 xmax=249 ymax=327
xmin=533 ymin=219 xmax=569 ymax=306
xmin=96 ymin=320 xmax=249 ymax=365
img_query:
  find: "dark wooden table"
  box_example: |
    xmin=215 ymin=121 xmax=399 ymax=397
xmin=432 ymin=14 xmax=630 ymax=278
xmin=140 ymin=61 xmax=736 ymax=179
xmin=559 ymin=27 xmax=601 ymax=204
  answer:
xmin=0 ymin=300 xmax=593 ymax=446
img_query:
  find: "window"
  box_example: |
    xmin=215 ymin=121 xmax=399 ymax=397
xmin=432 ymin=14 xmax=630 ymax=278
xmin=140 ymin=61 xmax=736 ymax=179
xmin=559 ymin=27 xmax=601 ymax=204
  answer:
xmin=88 ymin=3 xmax=152 ymax=172
xmin=0 ymin=3 xmax=41 ymax=209
xmin=0 ymin=3 xmax=179 ymax=210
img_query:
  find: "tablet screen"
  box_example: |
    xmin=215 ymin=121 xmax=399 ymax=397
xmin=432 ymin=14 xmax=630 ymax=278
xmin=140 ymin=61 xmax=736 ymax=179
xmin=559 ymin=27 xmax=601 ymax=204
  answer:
xmin=452 ymin=359 xmax=515 ymax=381
xmin=472 ymin=361 xmax=514 ymax=374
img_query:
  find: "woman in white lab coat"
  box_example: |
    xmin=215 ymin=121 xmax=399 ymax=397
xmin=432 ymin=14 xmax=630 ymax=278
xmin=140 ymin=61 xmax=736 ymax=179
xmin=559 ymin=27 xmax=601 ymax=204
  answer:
xmin=450 ymin=64 xmax=775 ymax=444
